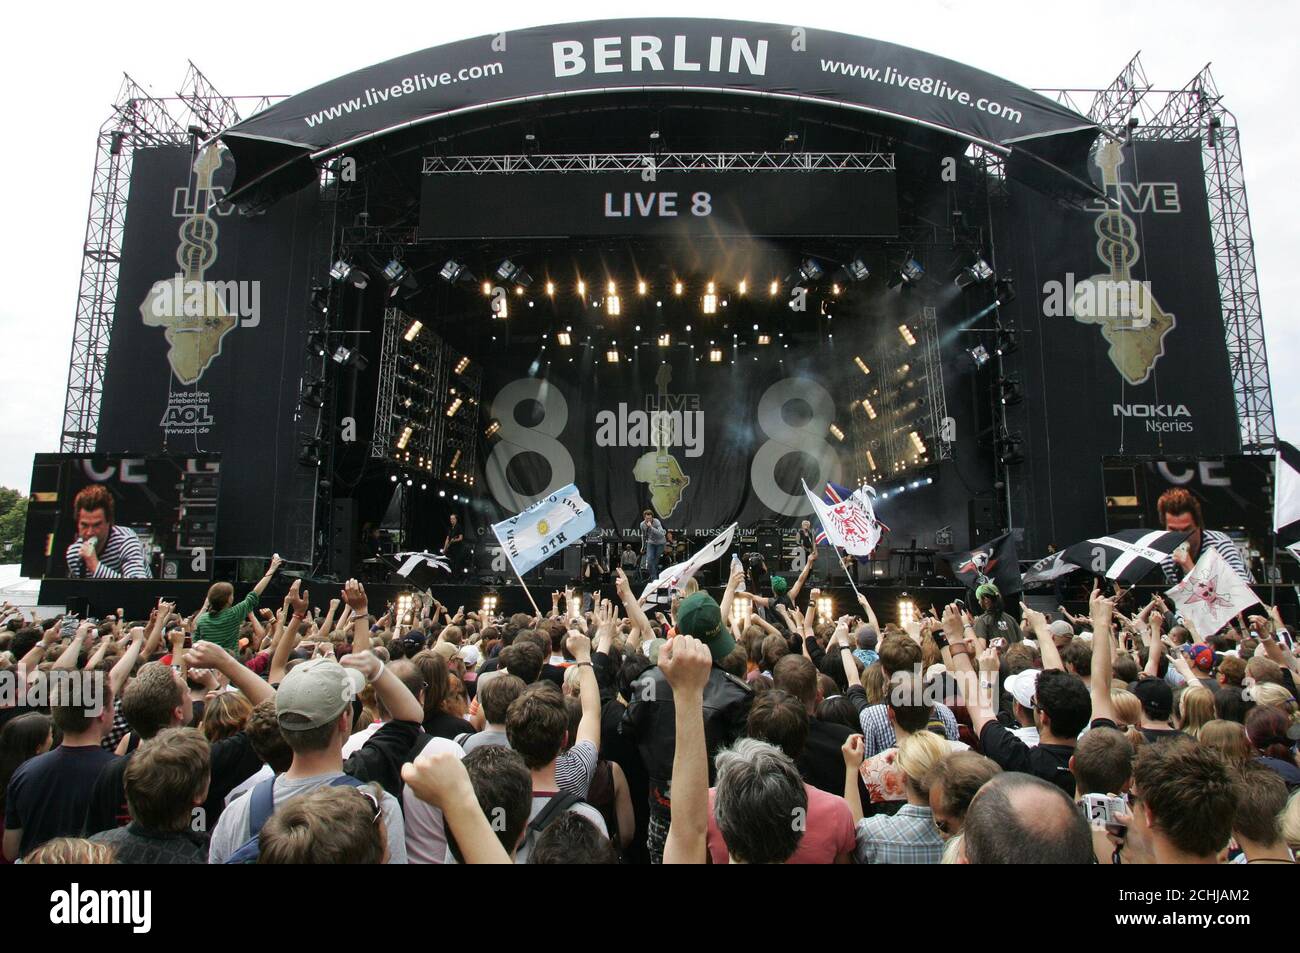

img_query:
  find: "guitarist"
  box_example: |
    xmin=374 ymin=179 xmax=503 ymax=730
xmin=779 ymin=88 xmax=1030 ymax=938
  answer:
xmin=639 ymin=510 xmax=668 ymax=581
xmin=442 ymin=513 xmax=466 ymax=576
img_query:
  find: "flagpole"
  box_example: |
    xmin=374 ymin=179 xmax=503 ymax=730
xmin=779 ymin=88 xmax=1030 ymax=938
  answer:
xmin=504 ymin=550 xmax=544 ymax=617
xmin=828 ymin=540 xmax=866 ymax=601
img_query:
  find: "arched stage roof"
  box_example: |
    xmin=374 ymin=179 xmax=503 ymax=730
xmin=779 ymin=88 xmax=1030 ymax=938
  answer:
xmin=218 ymin=18 xmax=1100 ymax=209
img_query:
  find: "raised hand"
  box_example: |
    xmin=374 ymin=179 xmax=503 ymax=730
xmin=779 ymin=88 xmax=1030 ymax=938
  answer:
xmin=841 ymin=733 xmax=864 ymax=771
xmin=658 ymin=634 xmax=713 ymax=698
xmin=342 ymin=578 xmax=368 ymax=614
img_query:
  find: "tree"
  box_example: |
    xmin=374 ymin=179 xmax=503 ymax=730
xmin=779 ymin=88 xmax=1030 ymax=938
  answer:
xmin=0 ymin=488 xmax=27 ymax=563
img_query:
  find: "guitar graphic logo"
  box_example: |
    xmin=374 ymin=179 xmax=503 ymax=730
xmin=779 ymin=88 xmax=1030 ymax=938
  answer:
xmin=1069 ymin=140 xmax=1175 ymax=385
xmin=632 ymin=363 xmax=691 ymax=519
xmin=140 ymin=144 xmax=238 ymax=385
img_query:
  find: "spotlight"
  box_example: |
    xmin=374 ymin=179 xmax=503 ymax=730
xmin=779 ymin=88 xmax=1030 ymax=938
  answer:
xmin=403 ymin=320 xmax=423 ymax=342
xmin=995 ymin=325 xmax=1018 ymax=357
xmin=854 ymin=356 xmax=871 ymax=376
xmin=439 ymin=259 xmax=467 ymax=283
xmin=909 ymin=431 xmax=928 ymax=455
xmin=329 ymin=260 xmax=353 ymax=283
xmin=485 ymin=419 xmax=501 ymax=439
xmin=638 ymin=280 xmax=648 ymax=295
xmin=607 ymin=282 xmax=621 ymax=316
xmin=556 ymin=331 xmax=572 ymax=346
xmin=898 ymin=324 xmax=917 ymax=346
xmin=454 ymin=356 xmax=470 ymax=375
xmin=797 ymin=258 xmax=824 ymax=283
xmin=846 ymin=258 xmax=870 ymax=282
xmin=605 ymin=348 xmax=620 ymax=363
xmin=702 ymin=289 xmax=717 ymax=315
xmin=900 ymin=257 xmax=925 ymax=284
xmin=546 ymin=281 xmax=556 ymax=296
xmin=999 ymin=433 xmax=1025 ymax=466
xmin=302 ymin=378 xmax=324 ymax=408
xmin=769 ymin=280 xmax=780 ymax=296
xmin=866 ymin=450 xmax=878 ymax=471
xmin=445 ymin=397 xmax=464 ymax=417
xmin=310 ymin=287 xmax=330 ymax=313
xmin=897 ymin=596 xmax=916 ymax=626
xmin=382 ymin=259 xmax=407 ymax=283
xmin=577 ymin=279 xmax=586 ymax=297
xmin=396 ymin=426 xmax=413 ymax=450
xmin=495 ymin=260 xmax=532 ymax=287
xmin=658 ymin=333 xmax=671 ymax=347
xmin=998 ymin=376 xmax=1023 ymax=406
xmin=737 ymin=280 xmax=747 ymax=295
xmin=967 ymin=344 xmax=991 ymax=368
xmin=331 ymin=345 xmax=353 ymax=365
xmin=829 ymin=424 xmax=845 ymax=442
xmin=481 ymin=281 xmax=492 ymax=296
xmin=709 ymin=348 xmax=723 ymax=363
xmin=815 ymin=594 xmax=833 ymax=624
xmin=674 ymin=281 xmax=684 ymax=296
xmin=956 ymin=257 xmax=995 ymax=289
xmin=297 ymin=437 xmax=321 ymax=467
xmin=757 ymin=333 xmax=771 ymax=345
xmin=861 ymin=398 xmax=877 ymax=420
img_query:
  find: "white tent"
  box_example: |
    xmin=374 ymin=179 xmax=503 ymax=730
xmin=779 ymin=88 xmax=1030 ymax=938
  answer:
xmin=0 ymin=564 xmax=61 ymax=618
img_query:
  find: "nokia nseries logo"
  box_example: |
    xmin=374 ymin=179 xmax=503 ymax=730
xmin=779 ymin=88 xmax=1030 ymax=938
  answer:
xmin=1113 ymin=403 xmax=1193 ymax=433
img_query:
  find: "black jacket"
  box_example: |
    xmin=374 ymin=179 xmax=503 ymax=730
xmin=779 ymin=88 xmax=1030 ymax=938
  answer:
xmin=621 ymin=664 xmax=753 ymax=786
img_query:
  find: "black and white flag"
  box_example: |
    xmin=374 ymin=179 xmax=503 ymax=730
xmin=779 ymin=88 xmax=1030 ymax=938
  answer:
xmin=1021 ymin=550 xmax=1077 ymax=588
xmin=1061 ymin=529 xmax=1188 ymax=584
xmin=1274 ymin=441 xmax=1300 ymax=550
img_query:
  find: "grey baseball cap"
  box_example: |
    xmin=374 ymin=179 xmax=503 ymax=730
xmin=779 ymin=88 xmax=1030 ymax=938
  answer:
xmin=276 ymin=658 xmax=365 ymax=730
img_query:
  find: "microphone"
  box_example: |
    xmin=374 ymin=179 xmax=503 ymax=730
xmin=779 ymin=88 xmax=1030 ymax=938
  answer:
xmin=80 ymin=537 xmax=97 ymax=578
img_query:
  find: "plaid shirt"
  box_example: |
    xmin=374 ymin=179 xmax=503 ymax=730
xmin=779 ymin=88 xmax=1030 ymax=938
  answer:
xmin=860 ymin=702 xmax=959 ymax=758
xmin=853 ymin=803 xmax=944 ymax=864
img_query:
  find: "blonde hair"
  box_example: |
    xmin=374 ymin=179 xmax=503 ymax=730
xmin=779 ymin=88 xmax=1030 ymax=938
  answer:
xmin=895 ymin=730 xmax=950 ymax=798
xmin=1177 ymin=686 xmax=1216 ymax=738
xmin=941 ymin=832 xmax=964 ymax=864
xmin=24 ymin=837 xmax=115 ymax=864
xmin=1282 ymin=789 xmax=1300 ymax=854
xmin=1111 ymin=689 xmax=1141 ymax=728
xmin=1198 ymin=718 xmax=1252 ymax=766
xmin=202 ymin=691 xmax=253 ymax=743
xmin=862 ymin=662 xmax=888 ymax=706
xmin=1249 ymin=681 xmax=1298 ymax=716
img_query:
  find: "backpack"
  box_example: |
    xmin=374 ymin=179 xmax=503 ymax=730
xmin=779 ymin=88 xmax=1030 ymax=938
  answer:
xmin=518 ymin=791 xmax=584 ymax=862
xmin=223 ymin=774 xmax=367 ymax=864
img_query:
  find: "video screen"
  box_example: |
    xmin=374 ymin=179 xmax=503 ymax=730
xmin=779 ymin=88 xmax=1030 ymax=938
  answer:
xmin=21 ymin=454 xmax=221 ymax=580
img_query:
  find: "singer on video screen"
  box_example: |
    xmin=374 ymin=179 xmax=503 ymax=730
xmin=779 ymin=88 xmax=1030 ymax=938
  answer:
xmin=63 ymin=484 xmax=151 ymax=579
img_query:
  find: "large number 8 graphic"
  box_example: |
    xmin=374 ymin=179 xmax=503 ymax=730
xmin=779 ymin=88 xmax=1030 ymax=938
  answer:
xmin=486 ymin=378 xmax=575 ymax=514
xmin=750 ymin=378 xmax=843 ymax=515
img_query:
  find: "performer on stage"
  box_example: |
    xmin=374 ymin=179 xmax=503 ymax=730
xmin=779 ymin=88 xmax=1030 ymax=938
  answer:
xmin=1157 ymin=488 xmax=1253 ymax=584
xmin=64 ymin=484 xmax=151 ymax=579
xmin=442 ymin=513 xmax=467 ymax=576
xmin=640 ymin=509 xmax=667 ymax=579
xmin=797 ymin=518 xmax=816 ymax=571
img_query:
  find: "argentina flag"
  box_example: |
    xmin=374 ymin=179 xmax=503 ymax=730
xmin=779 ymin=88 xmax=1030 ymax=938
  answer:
xmin=491 ymin=483 xmax=596 ymax=576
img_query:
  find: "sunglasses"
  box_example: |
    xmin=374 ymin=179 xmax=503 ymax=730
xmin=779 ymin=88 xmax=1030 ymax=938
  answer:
xmin=355 ymin=786 xmax=382 ymax=825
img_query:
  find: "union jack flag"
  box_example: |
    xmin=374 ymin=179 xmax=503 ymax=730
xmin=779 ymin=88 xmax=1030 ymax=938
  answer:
xmin=804 ymin=481 xmax=885 ymax=558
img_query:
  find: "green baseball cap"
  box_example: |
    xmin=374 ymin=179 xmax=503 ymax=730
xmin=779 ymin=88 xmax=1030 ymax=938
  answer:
xmin=675 ymin=592 xmax=735 ymax=661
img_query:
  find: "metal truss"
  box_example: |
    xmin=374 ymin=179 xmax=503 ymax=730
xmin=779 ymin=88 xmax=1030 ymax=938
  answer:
xmin=421 ymin=152 xmax=894 ymax=174
xmin=917 ymin=306 xmax=952 ymax=462
xmin=61 ymin=69 xmax=283 ymax=452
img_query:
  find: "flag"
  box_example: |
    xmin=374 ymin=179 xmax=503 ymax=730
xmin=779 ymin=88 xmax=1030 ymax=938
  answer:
xmin=813 ymin=483 xmax=855 ymax=545
xmin=1166 ymin=546 xmax=1260 ymax=636
xmin=491 ymin=484 xmax=595 ymax=576
xmin=639 ymin=524 xmax=737 ymax=603
xmin=1060 ymin=528 xmax=1188 ymax=584
xmin=942 ymin=532 xmax=1022 ymax=594
xmin=803 ymin=480 xmax=883 ymax=557
xmin=1021 ymin=550 xmax=1076 ymax=588
xmin=395 ymin=551 xmax=451 ymax=578
xmin=1274 ymin=441 xmax=1300 ymax=548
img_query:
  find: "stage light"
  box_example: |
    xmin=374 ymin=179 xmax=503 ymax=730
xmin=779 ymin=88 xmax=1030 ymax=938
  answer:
xmin=854 ymin=356 xmax=871 ymax=376
xmin=866 ymin=450 xmax=878 ymax=471
xmin=862 ymin=398 xmax=877 ymax=420
xmin=485 ymin=420 xmax=501 ymax=439
xmin=577 ymin=279 xmax=586 ymax=297
xmin=898 ymin=324 xmax=917 ymax=346
xmin=829 ymin=424 xmax=845 ymax=442
xmin=383 ymin=259 xmax=407 ymax=283
xmin=403 ymin=320 xmax=423 ymax=342
xmin=769 ymin=280 xmax=780 ymax=296
xmin=496 ymin=260 xmax=530 ymax=286
xmin=702 ymin=283 xmax=717 ymax=314
xmin=798 ymin=258 xmax=824 ymax=283
xmin=607 ymin=284 xmax=621 ymax=316
xmin=900 ymin=257 xmax=925 ymax=284
xmin=638 ymin=280 xmax=648 ymax=295
xmin=445 ymin=397 xmax=464 ymax=417
xmin=310 ymin=288 xmax=330 ymax=313
xmin=999 ymin=434 xmax=1024 ymax=466
xmin=481 ymin=593 xmax=499 ymax=617
xmin=909 ymin=431 xmax=928 ymax=456
xmin=297 ymin=437 xmax=321 ymax=467
xmin=390 ymin=474 xmax=398 ymax=483
xmin=897 ymin=596 xmax=916 ymax=627
xmin=999 ymin=377 xmax=1023 ymax=406
xmin=545 ymin=281 xmax=555 ymax=297
xmin=605 ymin=348 xmax=620 ymax=363
xmin=332 ymin=345 xmax=352 ymax=365
xmin=737 ymin=280 xmax=747 ymax=296
xmin=730 ymin=595 xmax=752 ymax=627
xmin=674 ymin=281 xmax=684 ymax=296
xmin=831 ymin=284 xmax=841 ymax=296
xmin=556 ymin=331 xmax=572 ymax=346
xmin=658 ymin=333 xmax=671 ymax=347
xmin=329 ymin=260 xmax=353 ymax=283
xmin=396 ymin=426 xmax=413 ymax=450
xmin=439 ymin=259 xmax=467 ymax=283
xmin=709 ymin=348 xmax=723 ymax=363
xmin=967 ymin=344 xmax=991 ymax=368
xmin=482 ymin=281 xmax=492 ymax=295
xmin=302 ymin=378 xmax=324 ymax=408
xmin=438 ymin=489 xmax=446 ymax=498
xmin=995 ymin=325 xmax=1018 ymax=357
xmin=847 ymin=258 xmax=870 ymax=282
xmin=816 ymin=595 xmax=833 ymax=625
xmin=757 ymin=333 xmax=771 ymax=345
xmin=454 ymin=356 xmax=470 ymax=375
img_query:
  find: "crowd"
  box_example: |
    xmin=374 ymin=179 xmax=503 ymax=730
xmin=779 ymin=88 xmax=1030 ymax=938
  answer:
xmin=2 ymin=549 xmax=1299 ymax=865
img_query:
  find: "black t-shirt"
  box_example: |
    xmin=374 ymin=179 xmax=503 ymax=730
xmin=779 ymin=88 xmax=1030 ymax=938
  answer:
xmin=800 ymin=717 xmax=855 ymax=795
xmin=1139 ymin=727 xmax=1186 ymax=745
xmin=979 ymin=722 xmax=1075 ymax=796
xmin=5 ymin=744 xmax=118 ymax=857
xmin=204 ymin=732 xmax=263 ymax=829
xmin=422 ymin=711 xmax=474 ymax=742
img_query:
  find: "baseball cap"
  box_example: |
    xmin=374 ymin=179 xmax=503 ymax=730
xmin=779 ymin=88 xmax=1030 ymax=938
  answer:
xmin=676 ymin=591 xmax=735 ymax=661
xmin=975 ymin=583 xmax=1000 ymax=602
xmin=1186 ymin=644 xmax=1214 ymax=673
xmin=432 ymin=641 xmax=459 ymax=661
xmin=276 ymin=658 xmax=365 ymax=730
xmin=1133 ymin=677 xmax=1174 ymax=720
xmin=1004 ymin=668 xmax=1040 ymax=709
xmin=1048 ymin=620 xmax=1074 ymax=639
xmin=459 ymin=644 xmax=481 ymax=668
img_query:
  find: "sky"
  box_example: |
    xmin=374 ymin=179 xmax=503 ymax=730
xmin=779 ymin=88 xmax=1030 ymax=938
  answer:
xmin=0 ymin=0 xmax=1296 ymax=494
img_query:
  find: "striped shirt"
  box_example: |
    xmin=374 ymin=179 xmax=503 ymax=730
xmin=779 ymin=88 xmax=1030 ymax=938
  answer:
xmin=195 ymin=590 xmax=260 ymax=654
xmin=1159 ymin=529 xmax=1253 ymax=585
xmin=65 ymin=525 xmax=151 ymax=579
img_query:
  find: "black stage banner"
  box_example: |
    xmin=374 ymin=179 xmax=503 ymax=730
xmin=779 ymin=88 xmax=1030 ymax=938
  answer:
xmin=420 ymin=169 xmax=898 ymax=239
xmin=218 ymin=18 xmax=1096 ymax=207
xmin=95 ymin=145 xmax=320 ymax=563
xmin=996 ymin=139 xmax=1240 ymax=550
